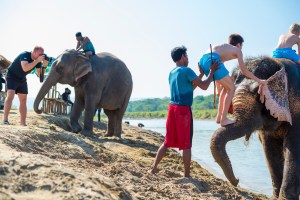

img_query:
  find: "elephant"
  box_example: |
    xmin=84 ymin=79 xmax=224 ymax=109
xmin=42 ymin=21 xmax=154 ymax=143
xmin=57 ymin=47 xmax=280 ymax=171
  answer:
xmin=210 ymin=57 xmax=300 ymax=199
xmin=34 ymin=49 xmax=133 ymax=137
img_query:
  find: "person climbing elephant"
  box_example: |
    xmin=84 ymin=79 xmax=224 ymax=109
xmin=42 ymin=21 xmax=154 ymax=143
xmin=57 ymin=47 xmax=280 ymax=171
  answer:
xmin=34 ymin=49 xmax=133 ymax=137
xmin=210 ymin=57 xmax=300 ymax=199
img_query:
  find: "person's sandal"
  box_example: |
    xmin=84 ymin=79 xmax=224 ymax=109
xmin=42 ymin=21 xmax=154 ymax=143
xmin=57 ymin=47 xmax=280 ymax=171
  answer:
xmin=3 ymin=120 xmax=9 ymax=125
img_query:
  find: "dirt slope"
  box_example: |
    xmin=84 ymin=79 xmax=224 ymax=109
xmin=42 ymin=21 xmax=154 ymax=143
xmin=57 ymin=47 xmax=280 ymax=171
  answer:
xmin=0 ymin=111 xmax=268 ymax=200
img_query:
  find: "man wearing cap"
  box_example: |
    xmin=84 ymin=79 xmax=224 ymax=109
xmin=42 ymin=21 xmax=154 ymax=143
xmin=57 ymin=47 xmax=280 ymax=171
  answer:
xmin=75 ymin=32 xmax=96 ymax=57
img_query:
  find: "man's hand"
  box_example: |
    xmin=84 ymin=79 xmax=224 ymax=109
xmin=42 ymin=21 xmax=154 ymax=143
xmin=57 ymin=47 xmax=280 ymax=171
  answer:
xmin=43 ymin=60 xmax=49 ymax=67
xmin=258 ymin=79 xmax=268 ymax=86
xmin=210 ymin=60 xmax=220 ymax=72
xmin=198 ymin=63 xmax=205 ymax=75
xmin=36 ymin=55 xmax=45 ymax=62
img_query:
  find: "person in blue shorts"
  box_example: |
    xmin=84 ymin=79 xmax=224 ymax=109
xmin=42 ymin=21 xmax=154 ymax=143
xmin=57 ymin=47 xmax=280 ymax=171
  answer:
xmin=273 ymin=23 xmax=300 ymax=64
xmin=199 ymin=34 xmax=267 ymax=126
xmin=75 ymin=32 xmax=96 ymax=57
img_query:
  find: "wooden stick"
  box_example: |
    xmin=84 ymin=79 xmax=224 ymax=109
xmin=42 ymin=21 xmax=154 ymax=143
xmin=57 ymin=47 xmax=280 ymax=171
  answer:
xmin=210 ymin=44 xmax=216 ymax=109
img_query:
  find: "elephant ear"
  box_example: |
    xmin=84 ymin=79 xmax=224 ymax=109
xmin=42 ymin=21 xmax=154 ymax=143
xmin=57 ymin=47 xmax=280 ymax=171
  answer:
xmin=74 ymin=53 xmax=92 ymax=82
xmin=258 ymin=67 xmax=292 ymax=125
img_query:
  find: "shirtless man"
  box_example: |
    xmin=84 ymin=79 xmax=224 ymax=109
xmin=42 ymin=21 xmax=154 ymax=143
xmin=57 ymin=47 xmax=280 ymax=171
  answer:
xmin=75 ymin=32 xmax=96 ymax=57
xmin=199 ymin=34 xmax=267 ymax=126
xmin=273 ymin=23 xmax=300 ymax=64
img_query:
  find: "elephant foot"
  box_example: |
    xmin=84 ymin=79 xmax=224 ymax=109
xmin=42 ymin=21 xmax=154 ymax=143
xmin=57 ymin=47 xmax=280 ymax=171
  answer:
xmin=269 ymin=196 xmax=278 ymax=200
xmin=71 ymin=125 xmax=82 ymax=133
xmin=229 ymin=178 xmax=239 ymax=187
xmin=113 ymin=132 xmax=122 ymax=138
xmin=82 ymin=129 xmax=94 ymax=137
xmin=104 ymin=132 xmax=114 ymax=137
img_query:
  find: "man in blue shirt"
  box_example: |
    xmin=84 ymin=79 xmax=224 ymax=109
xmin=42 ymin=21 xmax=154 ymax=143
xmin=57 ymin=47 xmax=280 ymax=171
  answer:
xmin=150 ymin=46 xmax=219 ymax=177
xmin=3 ymin=46 xmax=48 ymax=125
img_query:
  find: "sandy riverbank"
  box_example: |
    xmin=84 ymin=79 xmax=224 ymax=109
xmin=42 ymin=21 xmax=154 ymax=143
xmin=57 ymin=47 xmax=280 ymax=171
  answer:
xmin=0 ymin=111 xmax=268 ymax=200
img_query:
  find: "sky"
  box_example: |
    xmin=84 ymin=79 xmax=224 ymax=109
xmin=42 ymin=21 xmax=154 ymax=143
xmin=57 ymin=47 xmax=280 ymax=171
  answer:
xmin=0 ymin=0 xmax=300 ymax=105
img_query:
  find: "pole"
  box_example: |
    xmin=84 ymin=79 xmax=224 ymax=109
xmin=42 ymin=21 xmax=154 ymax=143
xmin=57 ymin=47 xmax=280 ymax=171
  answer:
xmin=210 ymin=44 xmax=216 ymax=109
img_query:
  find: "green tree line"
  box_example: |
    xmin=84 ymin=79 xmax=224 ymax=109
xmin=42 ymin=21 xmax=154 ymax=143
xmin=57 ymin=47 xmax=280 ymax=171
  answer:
xmin=125 ymin=95 xmax=218 ymax=119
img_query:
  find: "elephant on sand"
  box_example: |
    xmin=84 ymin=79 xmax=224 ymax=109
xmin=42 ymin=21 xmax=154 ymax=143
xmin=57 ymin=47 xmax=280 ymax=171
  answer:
xmin=34 ymin=49 xmax=133 ymax=137
xmin=210 ymin=57 xmax=300 ymax=199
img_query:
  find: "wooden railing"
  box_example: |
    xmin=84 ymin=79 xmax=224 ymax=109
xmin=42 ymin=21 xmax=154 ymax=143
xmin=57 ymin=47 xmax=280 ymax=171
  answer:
xmin=42 ymin=85 xmax=70 ymax=115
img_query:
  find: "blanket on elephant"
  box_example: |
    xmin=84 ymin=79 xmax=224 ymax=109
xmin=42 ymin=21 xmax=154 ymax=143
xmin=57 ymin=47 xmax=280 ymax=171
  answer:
xmin=258 ymin=67 xmax=292 ymax=125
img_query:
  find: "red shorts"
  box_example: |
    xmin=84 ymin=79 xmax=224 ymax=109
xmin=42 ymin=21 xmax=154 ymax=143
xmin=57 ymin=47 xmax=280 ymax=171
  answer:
xmin=164 ymin=104 xmax=193 ymax=150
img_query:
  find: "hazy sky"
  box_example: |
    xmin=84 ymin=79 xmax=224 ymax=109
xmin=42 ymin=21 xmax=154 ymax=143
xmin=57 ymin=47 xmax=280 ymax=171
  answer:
xmin=1 ymin=0 xmax=299 ymax=101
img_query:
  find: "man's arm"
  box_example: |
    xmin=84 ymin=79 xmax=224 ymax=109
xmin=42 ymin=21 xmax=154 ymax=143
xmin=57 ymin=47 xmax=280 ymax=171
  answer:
xmin=76 ymin=37 xmax=90 ymax=51
xmin=76 ymin=41 xmax=81 ymax=50
xmin=21 ymin=55 xmax=44 ymax=72
xmin=192 ymin=61 xmax=219 ymax=90
xmin=236 ymin=50 xmax=265 ymax=84
xmin=193 ymin=63 xmax=205 ymax=89
xmin=297 ymin=37 xmax=300 ymax=55
xmin=36 ymin=60 xmax=49 ymax=77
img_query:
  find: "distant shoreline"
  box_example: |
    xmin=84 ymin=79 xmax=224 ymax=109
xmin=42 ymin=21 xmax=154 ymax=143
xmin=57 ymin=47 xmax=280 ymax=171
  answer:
xmin=124 ymin=109 xmax=218 ymax=120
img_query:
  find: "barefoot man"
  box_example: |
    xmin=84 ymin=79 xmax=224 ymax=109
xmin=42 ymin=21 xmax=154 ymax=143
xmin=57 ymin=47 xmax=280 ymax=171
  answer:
xmin=150 ymin=46 xmax=219 ymax=177
xmin=199 ymin=34 xmax=267 ymax=126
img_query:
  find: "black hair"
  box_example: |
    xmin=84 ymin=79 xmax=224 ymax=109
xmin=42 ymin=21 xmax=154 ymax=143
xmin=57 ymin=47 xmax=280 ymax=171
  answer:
xmin=171 ymin=46 xmax=187 ymax=62
xmin=75 ymin=32 xmax=82 ymax=37
xmin=228 ymin=34 xmax=244 ymax=46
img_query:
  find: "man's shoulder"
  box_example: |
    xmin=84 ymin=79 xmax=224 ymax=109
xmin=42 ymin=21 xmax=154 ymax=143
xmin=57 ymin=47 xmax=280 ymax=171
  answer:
xmin=19 ymin=51 xmax=32 ymax=61
xmin=19 ymin=51 xmax=31 ymax=56
xmin=216 ymin=44 xmax=239 ymax=54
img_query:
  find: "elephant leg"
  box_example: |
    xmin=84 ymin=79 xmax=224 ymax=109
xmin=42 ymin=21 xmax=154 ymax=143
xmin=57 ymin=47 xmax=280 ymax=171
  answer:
xmin=113 ymin=109 xmax=123 ymax=137
xmin=259 ymin=131 xmax=284 ymax=199
xmin=103 ymin=109 xmax=116 ymax=137
xmin=82 ymin=99 xmax=96 ymax=137
xmin=279 ymin=129 xmax=300 ymax=200
xmin=113 ymin=88 xmax=131 ymax=137
xmin=70 ymin=97 xmax=84 ymax=133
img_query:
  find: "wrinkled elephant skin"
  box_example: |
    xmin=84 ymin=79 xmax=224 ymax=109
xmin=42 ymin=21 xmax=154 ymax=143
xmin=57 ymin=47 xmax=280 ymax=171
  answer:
xmin=34 ymin=49 xmax=133 ymax=138
xmin=210 ymin=57 xmax=300 ymax=199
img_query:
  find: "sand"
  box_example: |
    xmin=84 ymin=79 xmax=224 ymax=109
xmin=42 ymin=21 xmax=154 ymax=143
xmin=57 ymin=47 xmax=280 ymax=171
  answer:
xmin=0 ymin=111 xmax=268 ymax=200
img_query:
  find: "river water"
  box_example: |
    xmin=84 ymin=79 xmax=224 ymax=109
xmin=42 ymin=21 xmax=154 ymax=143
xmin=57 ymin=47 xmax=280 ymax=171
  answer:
xmin=124 ymin=118 xmax=272 ymax=197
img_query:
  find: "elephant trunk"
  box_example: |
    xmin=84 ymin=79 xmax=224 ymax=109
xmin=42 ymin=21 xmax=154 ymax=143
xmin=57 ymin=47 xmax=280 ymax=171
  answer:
xmin=210 ymin=126 xmax=244 ymax=186
xmin=34 ymin=71 xmax=60 ymax=114
xmin=210 ymin=91 xmax=261 ymax=186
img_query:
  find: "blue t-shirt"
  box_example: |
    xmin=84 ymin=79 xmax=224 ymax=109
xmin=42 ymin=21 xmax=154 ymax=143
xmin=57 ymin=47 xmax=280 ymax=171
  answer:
xmin=169 ymin=66 xmax=198 ymax=106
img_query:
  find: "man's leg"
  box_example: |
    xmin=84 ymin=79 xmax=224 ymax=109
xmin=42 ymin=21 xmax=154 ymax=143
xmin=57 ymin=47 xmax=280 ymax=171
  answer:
xmin=182 ymin=148 xmax=191 ymax=177
xmin=216 ymin=81 xmax=225 ymax=124
xmin=150 ymin=144 xmax=167 ymax=174
xmin=217 ymin=76 xmax=235 ymax=126
xmin=3 ymin=90 xmax=15 ymax=122
xmin=18 ymin=93 xmax=27 ymax=126
xmin=85 ymin=51 xmax=93 ymax=57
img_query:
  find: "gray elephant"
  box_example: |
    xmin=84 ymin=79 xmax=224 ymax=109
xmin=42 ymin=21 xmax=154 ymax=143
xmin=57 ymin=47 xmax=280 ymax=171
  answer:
xmin=210 ymin=57 xmax=300 ymax=199
xmin=34 ymin=49 xmax=133 ymax=137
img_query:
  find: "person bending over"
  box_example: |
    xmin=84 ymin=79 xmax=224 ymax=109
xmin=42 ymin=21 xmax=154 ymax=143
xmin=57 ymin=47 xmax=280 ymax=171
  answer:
xmin=3 ymin=46 xmax=48 ymax=125
xmin=199 ymin=34 xmax=267 ymax=126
